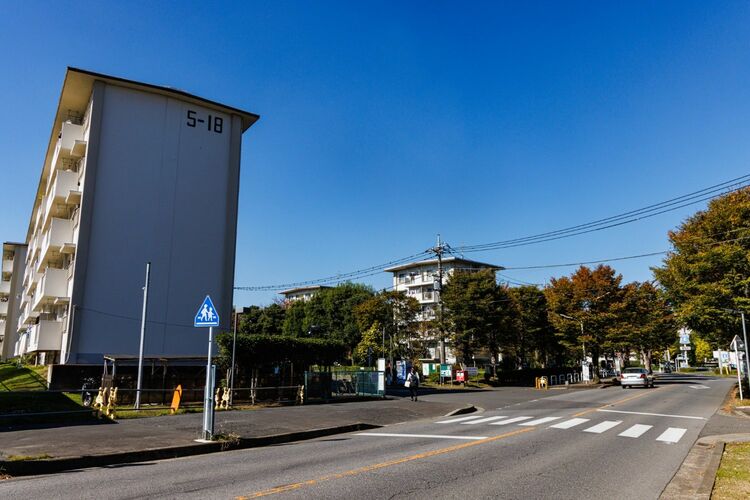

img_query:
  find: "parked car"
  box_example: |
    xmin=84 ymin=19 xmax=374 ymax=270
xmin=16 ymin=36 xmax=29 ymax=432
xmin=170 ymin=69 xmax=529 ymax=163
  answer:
xmin=619 ymin=367 xmax=655 ymax=389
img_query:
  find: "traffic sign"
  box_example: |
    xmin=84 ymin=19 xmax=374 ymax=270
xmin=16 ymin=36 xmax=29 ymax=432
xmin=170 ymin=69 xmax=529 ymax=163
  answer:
xmin=680 ymin=345 xmax=692 ymax=351
xmin=730 ymin=335 xmax=745 ymax=351
xmin=194 ymin=295 xmax=220 ymax=327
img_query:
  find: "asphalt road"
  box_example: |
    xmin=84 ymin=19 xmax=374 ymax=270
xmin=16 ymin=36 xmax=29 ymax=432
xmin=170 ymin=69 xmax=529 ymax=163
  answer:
xmin=0 ymin=374 xmax=733 ymax=499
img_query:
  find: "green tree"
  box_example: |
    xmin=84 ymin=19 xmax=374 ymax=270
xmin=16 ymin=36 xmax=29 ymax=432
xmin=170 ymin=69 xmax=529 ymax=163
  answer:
xmin=442 ymin=269 xmax=518 ymax=365
xmin=354 ymin=290 xmax=421 ymax=360
xmin=508 ymin=285 xmax=559 ymax=368
xmin=353 ymin=322 xmax=383 ymax=366
xmin=281 ymin=300 xmax=307 ymax=337
xmin=653 ymin=187 xmax=750 ymax=346
xmin=694 ymin=337 xmax=713 ymax=363
xmin=545 ymin=265 xmax=624 ymax=373
xmin=616 ymin=281 xmax=676 ymax=371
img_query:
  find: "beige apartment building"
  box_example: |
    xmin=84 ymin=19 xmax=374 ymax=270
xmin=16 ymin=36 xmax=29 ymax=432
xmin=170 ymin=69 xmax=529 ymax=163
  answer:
xmin=1 ymin=242 xmax=27 ymax=360
xmin=14 ymin=67 xmax=258 ymax=368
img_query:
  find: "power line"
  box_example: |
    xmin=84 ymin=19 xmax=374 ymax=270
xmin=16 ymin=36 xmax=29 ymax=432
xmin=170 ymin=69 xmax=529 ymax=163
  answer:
xmin=234 ymin=175 xmax=749 ymax=291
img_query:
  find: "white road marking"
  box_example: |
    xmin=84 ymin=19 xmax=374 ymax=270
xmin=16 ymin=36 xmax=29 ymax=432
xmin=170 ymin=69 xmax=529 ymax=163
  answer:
xmin=550 ymin=418 xmax=590 ymax=429
xmin=597 ymin=409 xmax=706 ymax=420
xmin=462 ymin=416 xmax=508 ymax=425
xmin=689 ymin=385 xmax=710 ymax=389
xmin=490 ymin=416 xmax=533 ymax=425
xmin=618 ymin=424 xmax=653 ymax=438
xmin=519 ymin=417 xmax=561 ymax=426
xmin=355 ymin=433 xmax=487 ymax=440
xmin=583 ymin=420 xmax=622 ymax=434
xmin=436 ymin=415 xmax=484 ymax=424
xmin=656 ymin=427 xmax=688 ymax=444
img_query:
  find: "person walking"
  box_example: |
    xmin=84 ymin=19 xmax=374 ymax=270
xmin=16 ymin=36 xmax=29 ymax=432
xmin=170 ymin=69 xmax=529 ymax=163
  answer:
xmin=408 ymin=366 xmax=420 ymax=401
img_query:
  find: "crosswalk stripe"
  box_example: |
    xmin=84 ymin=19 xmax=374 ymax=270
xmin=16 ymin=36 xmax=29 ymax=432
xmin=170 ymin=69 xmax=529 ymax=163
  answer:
xmin=550 ymin=418 xmax=589 ymax=429
xmin=656 ymin=427 xmax=687 ymax=444
xmin=583 ymin=420 xmax=622 ymax=434
xmin=519 ymin=417 xmax=561 ymax=426
xmin=436 ymin=415 xmax=484 ymax=424
xmin=490 ymin=416 xmax=533 ymax=426
xmin=618 ymin=424 xmax=653 ymax=438
xmin=462 ymin=416 xmax=508 ymax=425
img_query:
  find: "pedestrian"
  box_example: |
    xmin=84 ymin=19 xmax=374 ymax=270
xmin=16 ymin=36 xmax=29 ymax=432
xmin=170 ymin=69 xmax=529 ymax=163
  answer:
xmin=408 ymin=366 xmax=420 ymax=401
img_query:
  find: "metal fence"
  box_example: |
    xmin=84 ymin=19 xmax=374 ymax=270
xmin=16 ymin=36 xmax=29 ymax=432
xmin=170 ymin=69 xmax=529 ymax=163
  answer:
xmin=304 ymin=370 xmax=385 ymax=401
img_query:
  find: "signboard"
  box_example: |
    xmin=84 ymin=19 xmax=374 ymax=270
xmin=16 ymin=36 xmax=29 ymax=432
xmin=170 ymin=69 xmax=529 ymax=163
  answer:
xmin=467 ymin=366 xmax=479 ymax=377
xmin=680 ymin=345 xmax=692 ymax=351
xmin=456 ymin=371 xmax=466 ymax=382
xmin=730 ymin=335 xmax=745 ymax=352
xmin=440 ymin=364 xmax=452 ymax=377
xmin=194 ymin=295 xmax=219 ymax=327
xmin=679 ymin=328 xmax=691 ymax=345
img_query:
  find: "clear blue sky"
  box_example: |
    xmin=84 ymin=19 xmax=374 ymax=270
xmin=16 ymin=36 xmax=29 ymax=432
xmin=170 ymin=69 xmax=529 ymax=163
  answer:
xmin=2 ymin=1 xmax=749 ymax=307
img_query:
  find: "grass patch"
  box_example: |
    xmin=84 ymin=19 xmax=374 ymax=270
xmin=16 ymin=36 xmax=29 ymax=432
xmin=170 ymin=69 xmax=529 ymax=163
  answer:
xmin=6 ymin=454 xmax=52 ymax=462
xmin=115 ymin=407 xmax=203 ymax=419
xmin=713 ymin=442 xmax=750 ymax=499
xmin=0 ymin=363 xmax=48 ymax=391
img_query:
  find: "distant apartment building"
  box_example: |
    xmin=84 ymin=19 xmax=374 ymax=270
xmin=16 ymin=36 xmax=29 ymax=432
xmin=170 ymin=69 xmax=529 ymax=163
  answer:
xmin=279 ymin=285 xmax=330 ymax=303
xmin=15 ymin=67 xmax=258 ymax=367
xmin=385 ymin=257 xmax=502 ymax=362
xmin=1 ymin=242 xmax=27 ymax=360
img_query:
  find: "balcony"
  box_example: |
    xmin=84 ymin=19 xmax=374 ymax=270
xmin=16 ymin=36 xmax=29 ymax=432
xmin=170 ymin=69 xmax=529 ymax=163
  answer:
xmin=14 ymin=333 xmax=29 ymax=357
xmin=0 ymin=301 xmax=8 ymax=315
xmin=27 ymin=320 xmax=64 ymax=352
xmin=50 ymin=122 xmax=86 ymax=170
xmin=38 ymin=218 xmax=74 ymax=266
xmin=0 ymin=280 xmax=10 ymax=295
xmin=32 ymin=268 xmax=68 ymax=311
xmin=18 ymin=297 xmax=39 ymax=329
xmin=2 ymin=258 xmax=13 ymax=274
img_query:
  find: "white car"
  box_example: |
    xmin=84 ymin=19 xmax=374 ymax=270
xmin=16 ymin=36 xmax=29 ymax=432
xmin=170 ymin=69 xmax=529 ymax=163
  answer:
xmin=619 ymin=367 xmax=655 ymax=388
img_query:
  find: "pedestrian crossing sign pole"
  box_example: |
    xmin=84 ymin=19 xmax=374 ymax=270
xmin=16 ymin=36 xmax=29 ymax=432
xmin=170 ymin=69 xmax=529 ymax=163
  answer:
xmin=195 ymin=295 xmax=220 ymax=440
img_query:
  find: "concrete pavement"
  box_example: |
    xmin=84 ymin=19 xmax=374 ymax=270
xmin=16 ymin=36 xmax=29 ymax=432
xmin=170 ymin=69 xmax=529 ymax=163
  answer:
xmin=0 ymin=374 xmax=734 ymax=499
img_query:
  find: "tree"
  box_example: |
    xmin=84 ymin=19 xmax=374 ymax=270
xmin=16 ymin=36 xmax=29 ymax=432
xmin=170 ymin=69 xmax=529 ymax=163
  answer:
xmin=354 ymin=290 xmax=421 ymax=360
xmin=508 ymin=286 xmax=559 ymax=368
xmin=441 ymin=269 xmax=518 ymax=365
xmin=353 ymin=322 xmax=383 ymax=366
xmin=694 ymin=337 xmax=713 ymax=363
xmin=545 ymin=265 xmax=624 ymax=372
xmin=239 ymin=303 xmax=286 ymax=336
xmin=653 ymin=187 xmax=750 ymax=346
xmin=281 ymin=300 xmax=307 ymax=337
xmin=616 ymin=281 xmax=676 ymax=371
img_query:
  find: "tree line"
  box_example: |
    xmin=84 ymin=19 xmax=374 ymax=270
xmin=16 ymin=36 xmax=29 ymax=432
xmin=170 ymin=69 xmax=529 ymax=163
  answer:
xmin=222 ymin=187 xmax=749 ymax=373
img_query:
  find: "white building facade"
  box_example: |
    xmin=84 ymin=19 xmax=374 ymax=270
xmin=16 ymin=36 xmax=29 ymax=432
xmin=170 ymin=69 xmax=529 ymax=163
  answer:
xmin=279 ymin=285 xmax=330 ymax=303
xmin=1 ymin=242 xmax=27 ymax=360
xmin=15 ymin=68 xmax=258 ymax=367
xmin=385 ymin=257 xmax=501 ymax=363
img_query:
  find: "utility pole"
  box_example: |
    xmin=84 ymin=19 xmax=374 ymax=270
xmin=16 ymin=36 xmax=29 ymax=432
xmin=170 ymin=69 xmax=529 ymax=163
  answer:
xmin=725 ymin=309 xmax=750 ymax=382
xmin=135 ymin=262 xmax=151 ymax=410
xmin=230 ymin=307 xmax=238 ymax=406
xmin=428 ymin=234 xmax=448 ymax=364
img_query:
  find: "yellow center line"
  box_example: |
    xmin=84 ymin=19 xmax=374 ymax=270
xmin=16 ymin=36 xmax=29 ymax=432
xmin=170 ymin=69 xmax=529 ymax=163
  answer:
xmin=236 ymin=427 xmax=535 ymax=498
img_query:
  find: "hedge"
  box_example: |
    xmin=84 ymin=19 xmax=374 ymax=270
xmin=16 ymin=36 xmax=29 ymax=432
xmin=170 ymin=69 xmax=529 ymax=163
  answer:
xmin=216 ymin=333 xmax=348 ymax=367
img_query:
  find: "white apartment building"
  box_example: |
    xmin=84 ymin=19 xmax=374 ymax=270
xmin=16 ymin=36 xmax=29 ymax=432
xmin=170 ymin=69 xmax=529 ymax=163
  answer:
xmin=385 ymin=256 xmax=501 ymax=362
xmin=16 ymin=67 xmax=258 ymax=368
xmin=1 ymin=242 xmax=27 ymax=360
xmin=279 ymin=285 xmax=330 ymax=303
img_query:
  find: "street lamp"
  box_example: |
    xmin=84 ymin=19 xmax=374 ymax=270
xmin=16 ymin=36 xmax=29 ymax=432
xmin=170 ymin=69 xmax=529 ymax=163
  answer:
xmin=725 ymin=309 xmax=750 ymax=381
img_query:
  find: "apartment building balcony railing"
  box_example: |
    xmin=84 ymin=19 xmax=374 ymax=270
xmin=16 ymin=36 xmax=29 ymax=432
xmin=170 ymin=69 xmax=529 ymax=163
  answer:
xmin=0 ymin=280 xmax=10 ymax=295
xmin=14 ymin=333 xmax=29 ymax=357
xmin=27 ymin=320 xmax=64 ymax=353
xmin=38 ymin=218 xmax=75 ymax=268
xmin=0 ymin=300 xmax=8 ymax=316
xmin=2 ymin=258 xmax=13 ymax=274
xmin=41 ymin=170 xmax=80 ymax=230
xmin=18 ymin=297 xmax=39 ymax=329
xmin=32 ymin=268 xmax=68 ymax=312
xmin=50 ymin=122 xmax=86 ymax=172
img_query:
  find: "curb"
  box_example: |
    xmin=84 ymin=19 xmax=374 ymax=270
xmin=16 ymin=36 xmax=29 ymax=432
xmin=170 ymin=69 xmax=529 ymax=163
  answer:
xmin=0 ymin=422 xmax=380 ymax=477
xmin=660 ymin=433 xmax=750 ymax=499
xmin=442 ymin=405 xmax=478 ymax=417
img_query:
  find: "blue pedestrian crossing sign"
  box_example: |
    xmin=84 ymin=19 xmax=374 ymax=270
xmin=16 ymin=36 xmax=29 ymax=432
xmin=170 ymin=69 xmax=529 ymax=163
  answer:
xmin=194 ymin=295 xmax=220 ymax=327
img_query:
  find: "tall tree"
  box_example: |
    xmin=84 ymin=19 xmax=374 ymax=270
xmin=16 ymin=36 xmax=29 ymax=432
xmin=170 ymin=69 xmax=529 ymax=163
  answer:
xmin=442 ymin=269 xmax=518 ymax=365
xmin=354 ymin=290 xmax=420 ymax=360
xmin=508 ymin=286 xmax=558 ymax=368
xmin=616 ymin=281 xmax=676 ymax=371
xmin=545 ymin=265 xmax=624 ymax=373
xmin=653 ymin=187 xmax=750 ymax=346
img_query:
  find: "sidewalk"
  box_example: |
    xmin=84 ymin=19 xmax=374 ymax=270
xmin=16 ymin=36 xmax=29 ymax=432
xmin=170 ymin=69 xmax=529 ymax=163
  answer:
xmin=0 ymin=397 xmax=468 ymax=476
